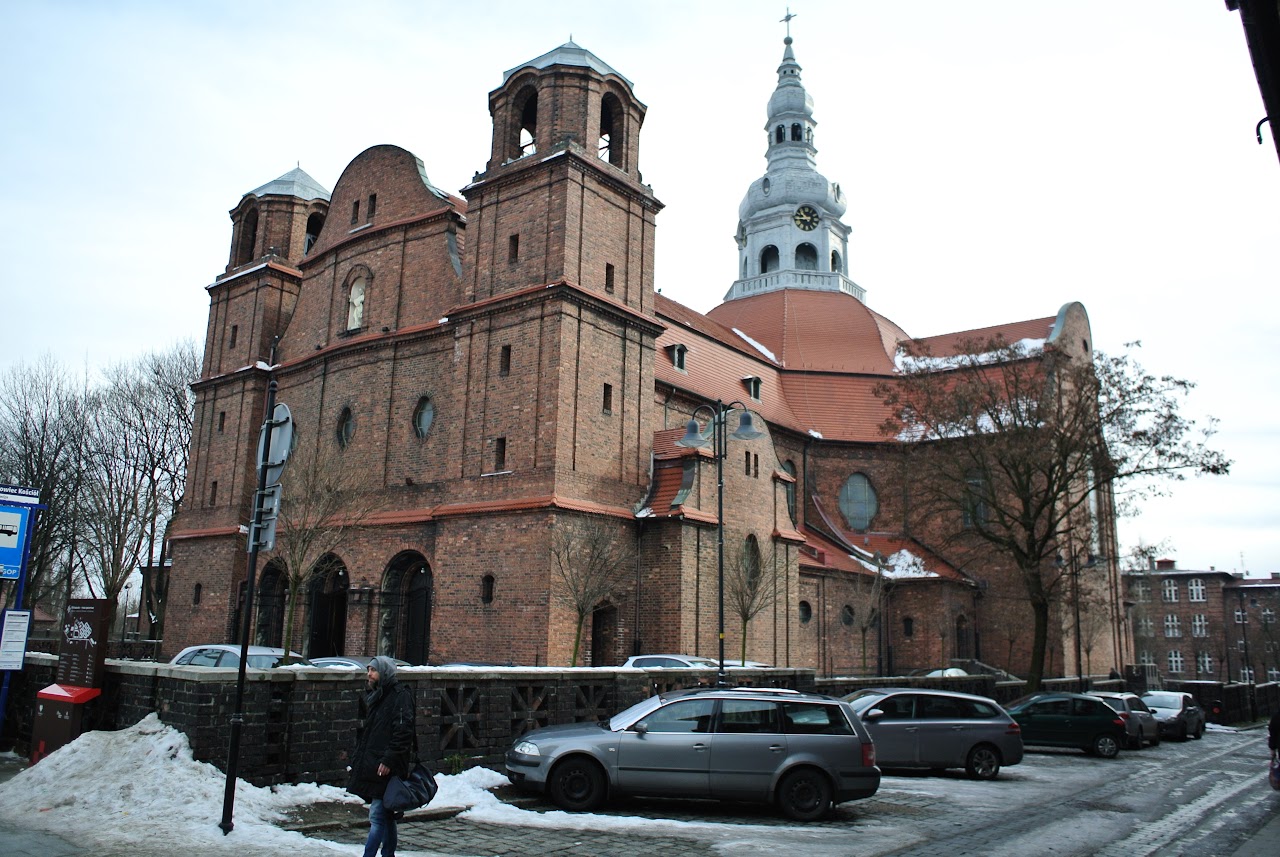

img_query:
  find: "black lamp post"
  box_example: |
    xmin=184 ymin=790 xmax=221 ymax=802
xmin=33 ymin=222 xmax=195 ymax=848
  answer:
xmin=676 ymin=400 xmax=762 ymax=686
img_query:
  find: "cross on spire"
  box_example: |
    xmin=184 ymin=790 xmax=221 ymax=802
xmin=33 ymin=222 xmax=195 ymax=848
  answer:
xmin=780 ymin=7 xmax=797 ymax=38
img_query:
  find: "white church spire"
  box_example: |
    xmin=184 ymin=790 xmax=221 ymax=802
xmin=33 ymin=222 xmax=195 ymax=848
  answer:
xmin=724 ymin=20 xmax=863 ymax=304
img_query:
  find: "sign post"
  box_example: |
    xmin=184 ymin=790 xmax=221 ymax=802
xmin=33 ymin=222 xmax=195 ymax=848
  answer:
xmin=0 ymin=484 xmax=44 ymax=750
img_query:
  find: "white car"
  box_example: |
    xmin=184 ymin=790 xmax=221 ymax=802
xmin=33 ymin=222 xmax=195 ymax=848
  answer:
xmin=620 ymin=654 xmax=721 ymax=669
xmin=169 ymin=644 xmax=310 ymax=669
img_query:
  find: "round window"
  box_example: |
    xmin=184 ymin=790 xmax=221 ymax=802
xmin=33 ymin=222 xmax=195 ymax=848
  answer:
xmin=799 ymin=600 xmax=813 ymax=624
xmin=841 ymin=605 xmax=855 ymax=627
xmin=838 ymin=473 xmax=879 ymax=531
xmin=413 ymin=396 xmax=435 ymax=438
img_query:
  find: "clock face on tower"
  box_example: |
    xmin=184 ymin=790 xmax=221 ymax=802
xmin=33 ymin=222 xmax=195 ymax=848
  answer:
xmin=793 ymin=205 xmax=819 ymax=231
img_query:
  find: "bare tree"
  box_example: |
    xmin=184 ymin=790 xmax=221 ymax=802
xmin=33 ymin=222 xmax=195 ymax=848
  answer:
xmin=549 ymin=515 xmax=634 ymax=666
xmin=723 ymin=536 xmax=780 ymax=664
xmin=0 ymin=355 xmax=92 ymax=611
xmin=848 ymin=556 xmax=886 ymax=674
xmin=878 ymin=337 xmax=1229 ymax=690
xmin=269 ymin=437 xmax=386 ymax=659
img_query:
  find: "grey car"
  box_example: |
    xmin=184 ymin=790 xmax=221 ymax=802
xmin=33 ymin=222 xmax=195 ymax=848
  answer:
xmin=1090 ymin=691 xmax=1160 ymax=749
xmin=844 ymin=688 xmax=1024 ymax=780
xmin=505 ymin=686 xmax=880 ymax=821
xmin=1141 ymin=691 xmax=1206 ymax=741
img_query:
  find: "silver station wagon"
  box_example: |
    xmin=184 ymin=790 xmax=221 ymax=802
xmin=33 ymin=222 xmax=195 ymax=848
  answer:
xmin=845 ymin=687 xmax=1024 ymax=779
xmin=505 ymin=686 xmax=881 ymax=820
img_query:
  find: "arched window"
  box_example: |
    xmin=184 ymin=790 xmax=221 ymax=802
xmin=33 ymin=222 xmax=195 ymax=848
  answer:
xmin=413 ymin=396 xmax=435 ymax=438
xmin=304 ymin=212 xmax=325 ymax=255
xmin=193 ymin=583 xmax=202 ymax=605
xmin=841 ymin=605 xmax=855 ymax=627
xmin=337 ymin=407 xmax=355 ymax=449
xmin=795 ymin=243 xmax=818 ymax=270
xmin=518 ymin=88 xmax=538 ymax=157
xmin=481 ymin=574 xmax=495 ymax=604
xmin=598 ymin=94 xmax=623 ymax=166
xmin=903 ymin=616 xmax=915 ymax=638
xmin=839 ymin=473 xmax=879 ymax=531
xmin=236 ymin=207 xmax=259 ymax=266
xmin=1162 ymin=579 xmax=1179 ymax=602
xmin=830 ymin=249 xmax=842 ymax=273
xmin=790 ymin=123 xmax=802 ymax=141
xmin=760 ymin=245 xmax=779 ymax=274
xmin=775 ymin=125 xmax=785 ymax=144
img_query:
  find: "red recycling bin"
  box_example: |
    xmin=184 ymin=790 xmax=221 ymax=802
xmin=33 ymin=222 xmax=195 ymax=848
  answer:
xmin=30 ymin=683 xmax=101 ymax=764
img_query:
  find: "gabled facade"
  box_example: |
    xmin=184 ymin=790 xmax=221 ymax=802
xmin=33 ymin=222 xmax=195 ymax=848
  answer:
xmin=164 ymin=32 xmax=1123 ymax=680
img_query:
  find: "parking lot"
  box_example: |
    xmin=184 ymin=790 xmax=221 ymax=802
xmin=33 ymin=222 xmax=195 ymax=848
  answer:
xmin=305 ymin=727 xmax=1280 ymax=857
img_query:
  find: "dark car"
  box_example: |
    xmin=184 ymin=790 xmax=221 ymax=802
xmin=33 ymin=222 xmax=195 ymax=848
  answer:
xmin=506 ymin=686 xmax=880 ymax=821
xmin=1090 ymin=691 xmax=1160 ymax=749
xmin=1141 ymin=691 xmax=1206 ymax=741
xmin=845 ymin=688 xmax=1024 ymax=780
xmin=1005 ymin=692 xmax=1127 ymax=758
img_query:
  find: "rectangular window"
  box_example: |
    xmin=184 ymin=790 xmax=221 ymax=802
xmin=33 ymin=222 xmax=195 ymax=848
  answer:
xmin=1235 ymin=608 xmax=1248 ymax=624
xmin=508 ymin=234 xmax=519 ymax=263
xmin=367 ymin=193 xmax=377 ymax=219
xmin=602 ymin=383 xmax=613 ymax=414
xmin=229 ymin=324 xmax=238 ymax=349
xmin=605 ymin=263 xmax=615 ymax=294
xmin=753 ymin=452 xmax=759 ymax=479
xmin=351 ymin=200 xmax=360 ymax=224
xmin=209 ymin=480 xmax=218 ymax=505
xmin=499 ymin=345 xmax=511 ymax=376
xmin=494 ymin=437 xmax=507 ymax=471
xmin=218 ymin=411 xmax=226 ymax=433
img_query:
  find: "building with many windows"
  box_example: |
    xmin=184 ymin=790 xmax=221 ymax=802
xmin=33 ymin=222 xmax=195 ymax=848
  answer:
xmin=162 ymin=31 xmax=1124 ymax=679
xmin=1127 ymin=559 xmax=1280 ymax=683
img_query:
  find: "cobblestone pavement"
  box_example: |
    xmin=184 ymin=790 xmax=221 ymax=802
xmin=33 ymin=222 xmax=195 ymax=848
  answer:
xmin=292 ymin=729 xmax=1280 ymax=857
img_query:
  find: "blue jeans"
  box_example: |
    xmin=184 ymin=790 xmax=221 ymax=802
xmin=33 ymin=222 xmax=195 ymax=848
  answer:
xmin=363 ymin=797 xmax=398 ymax=857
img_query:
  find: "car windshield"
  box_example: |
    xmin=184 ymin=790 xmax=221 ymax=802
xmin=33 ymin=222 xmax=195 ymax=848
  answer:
xmin=608 ymin=694 xmax=667 ymax=730
xmin=1142 ymin=692 xmax=1179 ymax=709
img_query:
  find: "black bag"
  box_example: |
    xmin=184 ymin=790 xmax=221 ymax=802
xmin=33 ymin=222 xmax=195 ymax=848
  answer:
xmin=383 ymin=761 xmax=438 ymax=813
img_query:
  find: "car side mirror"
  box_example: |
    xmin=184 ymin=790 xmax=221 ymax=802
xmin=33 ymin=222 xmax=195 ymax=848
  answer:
xmin=632 ymin=723 xmax=648 ymax=736
xmin=863 ymin=708 xmax=885 ymax=722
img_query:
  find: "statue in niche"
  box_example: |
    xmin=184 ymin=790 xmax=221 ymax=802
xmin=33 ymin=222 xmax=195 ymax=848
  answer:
xmin=347 ymin=277 xmax=366 ymax=329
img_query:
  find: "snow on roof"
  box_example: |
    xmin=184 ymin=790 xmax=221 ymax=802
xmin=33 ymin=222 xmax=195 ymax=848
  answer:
xmin=881 ymin=549 xmax=939 ymax=579
xmin=733 ymin=328 xmax=779 ymax=363
xmin=895 ymin=337 xmax=1046 ymax=373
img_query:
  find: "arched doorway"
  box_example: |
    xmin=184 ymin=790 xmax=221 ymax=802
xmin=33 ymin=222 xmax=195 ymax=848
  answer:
xmin=307 ymin=555 xmax=348 ymax=658
xmin=380 ymin=552 xmax=432 ymax=665
xmin=255 ymin=559 xmax=286 ymax=648
xmin=591 ymin=602 xmax=619 ymax=667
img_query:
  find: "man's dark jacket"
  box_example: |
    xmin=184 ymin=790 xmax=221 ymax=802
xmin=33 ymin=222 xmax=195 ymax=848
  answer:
xmin=347 ymin=676 xmax=415 ymax=802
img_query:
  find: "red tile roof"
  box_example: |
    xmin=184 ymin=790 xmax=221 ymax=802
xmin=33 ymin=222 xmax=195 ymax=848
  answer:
xmin=913 ymin=317 xmax=1056 ymax=357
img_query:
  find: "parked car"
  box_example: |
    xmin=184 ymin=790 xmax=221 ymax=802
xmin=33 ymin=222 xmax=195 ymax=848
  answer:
xmin=620 ymin=654 xmax=721 ymax=669
xmin=505 ymin=686 xmax=880 ymax=821
xmin=1141 ymin=691 xmax=1206 ymax=741
xmin=1090 ymin=691 xmax=1160 ymax=749
xmin=311 ymin=656 xmax=411 ymax=670
xmin=1004 ymin=692 xmax=1127 ymax=758
xmin=169 ymin=644 xmax=310 ymax=669
xmin=910 ymin=667 xmax=970 ymax=678
xmin=844 ymin=687 xmax=1023 ymax=780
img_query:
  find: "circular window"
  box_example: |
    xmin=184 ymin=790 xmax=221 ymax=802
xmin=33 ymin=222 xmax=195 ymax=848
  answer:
xmin=337 ymin=407 xmax=354 ymax=448
xmin=841 ymin=605 xmax=855 ymax=627
xmin=799 ymin=600 xmax=813 ymax=624
xmin=762 ymin=177 xmax=771 ymax=195
xmin=413 ymin=396 xmax=435 ymax=438
xmin=838 ymin=473 xmax=879 ymax=531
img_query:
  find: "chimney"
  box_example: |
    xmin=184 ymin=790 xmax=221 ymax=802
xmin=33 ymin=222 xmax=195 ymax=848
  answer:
xmin=1156 ymin=558 xmax=1176 ymax=571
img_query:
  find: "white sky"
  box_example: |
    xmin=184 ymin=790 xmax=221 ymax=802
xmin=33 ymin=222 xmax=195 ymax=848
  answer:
xmin=1 ymin=1 xmax=1276 ymax=574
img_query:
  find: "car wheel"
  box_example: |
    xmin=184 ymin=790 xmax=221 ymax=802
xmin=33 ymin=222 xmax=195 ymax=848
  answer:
xmin=965 ymin=744 xmax=1002 ymax=780
xmin=1149 ymin=731 xmax=1160 ymax=747
xmin=1092 ymin=733 xmax=1120 ymax=759
xmin=1193 ymin=722 xmax=1204 ymax=740
xmin=1128 ymin=729 xmax=1142 ymax=751
xmin=547 ymin=757 xmax=607 ymax=812
xmin=776 ymin=767 xmax=833 ymax=822
xmin=1178 ymin=723 xmax=1189 ymax=741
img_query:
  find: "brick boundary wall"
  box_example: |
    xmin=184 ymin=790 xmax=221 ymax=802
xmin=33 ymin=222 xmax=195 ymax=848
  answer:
xmin=0 ymin=654 xmax=813 ymax=786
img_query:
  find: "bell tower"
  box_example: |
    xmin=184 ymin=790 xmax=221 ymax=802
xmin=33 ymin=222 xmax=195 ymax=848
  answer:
xmin=463 ymin=41 xmax=662 ymax=315
xmin=455 ymin=42 xmax=664 ymax=504
xmin=724 ymin=29 xmax=862 ymax=303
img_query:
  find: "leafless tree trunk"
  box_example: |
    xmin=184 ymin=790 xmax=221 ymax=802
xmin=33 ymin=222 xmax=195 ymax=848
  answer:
xmin=724 ymin=536 xmax=778 ymax=664
xmin=549 ymin=514 xmax=634 ymax=666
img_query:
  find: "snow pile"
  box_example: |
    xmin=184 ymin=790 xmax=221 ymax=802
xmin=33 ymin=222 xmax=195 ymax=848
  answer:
xmin=881 ymin=549 xmax=937 ymax=579
xmin=0 ymin=714 xmax=359 ymax=854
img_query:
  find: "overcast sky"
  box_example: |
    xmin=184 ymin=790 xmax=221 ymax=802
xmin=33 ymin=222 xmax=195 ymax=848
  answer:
xmin=2 ymin=1 xmax=1276 ymax=574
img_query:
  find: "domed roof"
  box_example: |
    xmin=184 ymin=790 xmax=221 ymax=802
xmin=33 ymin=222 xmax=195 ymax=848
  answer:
xmin=707 ymin=289 xmax=909 ymax=374
xmin=738 ymin=169 xmax=847 ymax=222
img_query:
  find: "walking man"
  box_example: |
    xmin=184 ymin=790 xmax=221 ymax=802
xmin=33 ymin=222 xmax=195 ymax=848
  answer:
xmin=348 ymin=656 xmax=415 ymax=857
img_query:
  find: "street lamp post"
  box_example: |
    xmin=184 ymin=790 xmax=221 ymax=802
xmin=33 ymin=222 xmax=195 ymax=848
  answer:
xmin=676 ymin=400 xmax=762 ymax=686
xmin=1057 ymin=549 xmax=1101 ymax=693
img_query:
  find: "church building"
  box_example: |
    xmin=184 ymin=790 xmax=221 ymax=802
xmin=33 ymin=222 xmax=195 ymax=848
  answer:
xmin=164 ymin=32 xmax=1127 ymax=679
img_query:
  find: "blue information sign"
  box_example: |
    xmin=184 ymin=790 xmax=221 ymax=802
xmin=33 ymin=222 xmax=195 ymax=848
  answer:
xmin=0 ymin=503 xmax=33 ymax=581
